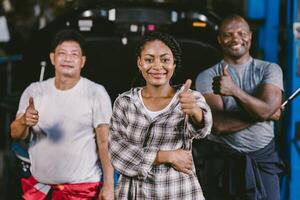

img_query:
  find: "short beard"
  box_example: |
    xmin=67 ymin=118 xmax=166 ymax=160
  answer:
xmin=225 ymin=48 xmax=248 ymax=59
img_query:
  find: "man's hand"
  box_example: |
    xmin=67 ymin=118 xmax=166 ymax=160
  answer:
xmin=10 ymin=97 xmax=39 ymax=139
xmin=98 ymin=184 xmax=114 ymax=200
xmin=23 ymin=97 xmax=39 ymax=127
xmin=270 ymin=106 xmax=284 ymax=121
xmin=169 ymin=149 xmax=193 ymax=174
xmin=213 ymin=65 xmax=238 ymax=96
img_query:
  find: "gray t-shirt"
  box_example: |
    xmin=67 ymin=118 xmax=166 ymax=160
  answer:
xmin=195 ymin=58 xmax=283 ymax=152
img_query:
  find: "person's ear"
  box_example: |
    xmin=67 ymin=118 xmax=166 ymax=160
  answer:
xmin=217 ymin=35 xmax=221 ymax=45
xmin=81 ymin=56 xmax=86 ymax=69
xmin=49 ymin=52 xmax=55 ymax=66
xmin=137 ymin=57 xmax=142 ymax=70
xmin=249 ymin=31 xmax=253 ymax=40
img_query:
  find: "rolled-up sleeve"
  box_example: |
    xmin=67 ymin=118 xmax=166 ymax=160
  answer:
xmin=187 ymin=91 xmax=212 ymax=139
xmin=108 ymin=96 xmax=158 ymax=180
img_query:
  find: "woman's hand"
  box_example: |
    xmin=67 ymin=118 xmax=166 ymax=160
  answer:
xmin=179 ymin=79 xmax=203 ymax=127
xmin=169 ymin=149 xmax=193 ymax=174
xmin=154 ymin=149 xmax=193 ymax=174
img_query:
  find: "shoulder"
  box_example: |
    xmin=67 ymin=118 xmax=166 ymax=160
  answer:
xmin=81 ymin=78 xmax=109 ymax=95
xmin=29 ymin=77 xmax=53 ymax=87
xmin=114 ymin=88 xmax=141 ymax=106
xmin=112 ymin=90 xmax=132 ymax=112
xmin=195 ymin=62 xmax=221 ymax=92
xmin=23 ymin=78 xmax=54 ymax=94
xmin=196 ymin=62 xmax=221 ymax=80
xmin=253 ymin=59 xmax=282 ymax=71
xmin=81 ymin=77 xmax=103 ymax=89
xmin=116 ymin=88 xmax=139 ymax=101
xmin=201 ymin=62 xmax=221 ymax=74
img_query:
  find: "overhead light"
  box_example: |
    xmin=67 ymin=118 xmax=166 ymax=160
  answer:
xmin=171 ymin=11 xmax=178 ymax=22
xmin=78 ymin=20 xmax=93 ymax=31
xmin=82 ymin=10 xmax=93 ymax=18
xmin=198 ymin=14 xmax=208 ymax=22
xmin=148 ymin=24 xmax=156 ymax=31
xmin=130 ymin=24 xmax=138 ymax=32
xmin=108 ymin=9 xmax=116 ymax=21
xmin=192 ymin=22 xmax=207 ymax=28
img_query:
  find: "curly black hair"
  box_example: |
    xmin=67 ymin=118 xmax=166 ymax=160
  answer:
xmin=136 ymin=31 xmax=182 ymax=69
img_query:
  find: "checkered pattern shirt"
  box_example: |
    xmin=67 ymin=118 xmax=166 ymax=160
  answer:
xmin=109 ymin=86 xmax=212 ymax=200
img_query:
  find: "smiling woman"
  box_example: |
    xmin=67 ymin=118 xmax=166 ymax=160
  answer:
xmin=108 ymin=31 xmax=213 ymax=199
xmin=137 ymin=40 xmax=175 ymax=89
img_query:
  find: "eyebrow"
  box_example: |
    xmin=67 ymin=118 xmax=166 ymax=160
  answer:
xmin=144 ymin=53 xmax=171 ymax=57
xmin=58 ymin=49 xmax=81 ymax=54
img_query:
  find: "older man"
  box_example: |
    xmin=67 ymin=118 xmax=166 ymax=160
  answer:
xmin=10 ymin=29 xmax=114 ymax=200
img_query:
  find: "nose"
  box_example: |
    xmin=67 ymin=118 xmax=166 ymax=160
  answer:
xmin=63 ymin=54 xmax=73 ymax=62
xmin=229 ymin=32 xmax=238 ymax=41
xmin=225 ymin=33 xmax=241 ymax=45
xmin=152 ymin=59 xmax=163 ymax=70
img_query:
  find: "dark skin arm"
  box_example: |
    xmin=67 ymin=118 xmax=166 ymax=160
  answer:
xmin=203 ymin=93 xmax=252 ymax=134
xmin=153 ymin=80 xmax=202 ymax=174
xmin=269 ymin=106 xmax=284 ymax=121
xmin=231 ymin=84 xmax=282 ymax=121
xmin=213 ymin=66 xmax=282 ymax=121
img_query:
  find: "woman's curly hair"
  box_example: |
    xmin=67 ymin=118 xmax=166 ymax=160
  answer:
xmin=136 ymin=31 xmax=182 ymax=69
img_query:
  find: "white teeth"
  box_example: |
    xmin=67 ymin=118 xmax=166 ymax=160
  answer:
xmin=151 ymin=73 xmax=165 ymax=78
xmin=231 ymin=44 xmax=241 ymax=49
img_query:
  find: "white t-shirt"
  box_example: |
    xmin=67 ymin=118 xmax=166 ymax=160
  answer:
xmin=17 ymin=77 xmax=112 ymax=184
xmin=138 ymin=89 xmax=177 ymax=119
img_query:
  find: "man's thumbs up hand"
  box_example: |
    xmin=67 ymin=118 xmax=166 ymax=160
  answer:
xmin=23 ymin=97 xmax=39 ymax=127
xmin=223 ymin=64 xmax=229 ymax=76
xmin=28 ymin=97 xmax=35 ymax=109
xmin=213 ymin=64 xmax=238 ymax=96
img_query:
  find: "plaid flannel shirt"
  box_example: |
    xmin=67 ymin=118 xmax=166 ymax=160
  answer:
xmin=109 ymin=86 xmax=212 ymax=200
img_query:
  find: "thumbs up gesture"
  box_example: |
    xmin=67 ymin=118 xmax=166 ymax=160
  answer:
xmin=179 ymin=79 xmax=200 ymax=117
xmin=212 ymin=64 xmax=237 ymax=96
xmin=223 ymin=64 xmax=230 ymax=76
xmin=23 ymin=97 xmax=39 ymax=127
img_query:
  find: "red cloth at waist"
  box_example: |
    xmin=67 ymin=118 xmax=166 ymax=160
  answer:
xmin=21 ymin=176 xmax=102 ymax=200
